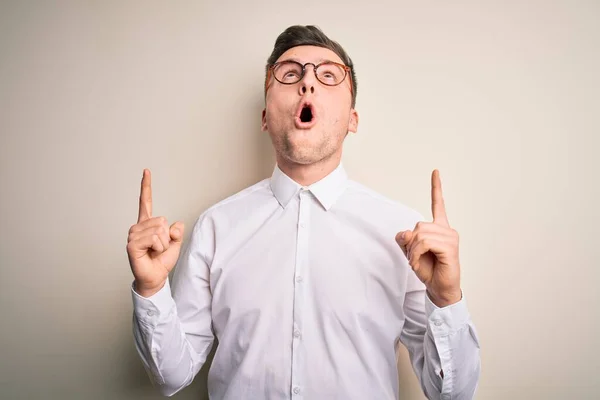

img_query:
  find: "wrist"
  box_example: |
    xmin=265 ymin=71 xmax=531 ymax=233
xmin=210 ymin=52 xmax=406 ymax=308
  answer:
xmin=134 ymin=279 xmax=166 ymax=298
xmin=427 ymin=288 xmax=462 ymax=308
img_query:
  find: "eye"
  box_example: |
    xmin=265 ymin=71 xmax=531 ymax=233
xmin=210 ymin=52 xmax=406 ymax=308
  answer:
xmin=319 ymin=71 xmax=337 ymax=83
xmin=318 ymin=64 xmax=344 ymax=84
xmin=275 ymin=63 xmax=303 ymax=83
xmin=283 ymin=70 xmax=300 ymax=79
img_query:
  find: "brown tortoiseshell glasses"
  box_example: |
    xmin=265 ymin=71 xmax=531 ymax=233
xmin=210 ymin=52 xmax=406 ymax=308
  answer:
xmin=265 ymin=60 xmax=353 ymax=94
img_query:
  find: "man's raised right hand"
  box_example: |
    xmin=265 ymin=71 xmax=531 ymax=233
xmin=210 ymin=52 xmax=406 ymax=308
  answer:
xmin=126 ymin=169 xmax=185 ymax=298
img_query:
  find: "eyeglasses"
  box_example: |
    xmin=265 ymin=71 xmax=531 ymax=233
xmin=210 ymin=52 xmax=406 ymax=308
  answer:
xmin=265 ymin=60 xmax=353 ymax=94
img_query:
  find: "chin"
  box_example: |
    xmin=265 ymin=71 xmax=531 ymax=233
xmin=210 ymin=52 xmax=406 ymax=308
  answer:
xmin=283 ymin=144 xmax=337 ymax=166
xmin=283 ymin=152 xmax=320 ymax=165
xmin=271 ymin=126 xmax=342 ymax=165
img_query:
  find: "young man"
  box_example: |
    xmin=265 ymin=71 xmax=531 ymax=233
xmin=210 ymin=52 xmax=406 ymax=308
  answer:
xmin=127 ymin=25 xmax=481 ymax=399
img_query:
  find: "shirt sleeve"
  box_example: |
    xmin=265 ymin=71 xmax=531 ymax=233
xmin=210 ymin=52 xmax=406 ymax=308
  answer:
xmin=131 ymin=213 xmax=216 ymax=396
xmin=399 ymin=276 xmax=481 ymax=400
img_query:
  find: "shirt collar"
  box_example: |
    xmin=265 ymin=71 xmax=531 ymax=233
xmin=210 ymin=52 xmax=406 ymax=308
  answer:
xmin=270 ymin=163 xmax=348 ymax=211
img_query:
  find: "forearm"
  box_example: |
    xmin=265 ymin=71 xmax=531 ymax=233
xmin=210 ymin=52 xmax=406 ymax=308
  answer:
xmin=401 ymin=290 xmax=481 ymax=400
xmin=422 ymin=293 xmax=481 ymax=399
xmin=132 ymin=279 xmax=213 ymax=396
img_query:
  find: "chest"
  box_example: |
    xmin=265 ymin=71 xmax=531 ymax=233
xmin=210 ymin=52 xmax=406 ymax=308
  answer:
xmin=208 ymin=209 xmax=409 ymax=333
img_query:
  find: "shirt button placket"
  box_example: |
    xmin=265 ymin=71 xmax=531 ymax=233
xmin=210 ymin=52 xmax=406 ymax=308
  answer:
xmin=290 ymin=189 xmax=309 ymax=398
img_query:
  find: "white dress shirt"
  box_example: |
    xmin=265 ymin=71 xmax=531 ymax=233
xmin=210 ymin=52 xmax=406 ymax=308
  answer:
xmin=132 ymin=163 xmax=481 ymax=399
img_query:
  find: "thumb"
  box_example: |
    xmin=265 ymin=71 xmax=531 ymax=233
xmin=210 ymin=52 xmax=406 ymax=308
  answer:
xmin=157 ymin=221 xmax=185 ymax=271
xmin=395 ymin=230 xmax=413 ymax=256
xmin=169 ymin=221 xmax=185 ymax=243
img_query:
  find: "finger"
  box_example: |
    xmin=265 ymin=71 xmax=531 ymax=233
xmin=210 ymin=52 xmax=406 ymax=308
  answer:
xmin=127 ymin=233 xmax=164 ymax=260
xmin=407 ymin=231 xmax=448 ymax=261
xmin=137 ymin=169 xmax=153 ymax=223
xmin=410 ymin=227 xmax=457 ymax=248
xmin=412 ymin=221 xmax=454 ymax=236
xmin=408 ymin=238 xmax=450 ymax=267
xmin=395 ymin=230 xmax=413 ymax=258
xmin=431 ymin=169 xmax=450 ymax=227
xmin=129 ymin=216 xmax=168 ymax=235
xmin=128 ymin=225 xmax=170 ymax=251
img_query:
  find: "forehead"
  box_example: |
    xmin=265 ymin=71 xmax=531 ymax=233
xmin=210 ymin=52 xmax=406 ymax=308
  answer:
xmin=276 ymin=45 xmax=345 ymax=65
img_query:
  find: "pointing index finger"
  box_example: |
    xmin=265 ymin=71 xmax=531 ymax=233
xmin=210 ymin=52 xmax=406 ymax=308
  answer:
xmin=431 ymin=169 xmax=450 ymax=227
xmin=137 ymin=169 xmax=152 ymax=223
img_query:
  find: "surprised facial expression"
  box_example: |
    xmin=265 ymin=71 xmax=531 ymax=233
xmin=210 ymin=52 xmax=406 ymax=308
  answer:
xmin=262 ymin=45 xmax=358 ymax=166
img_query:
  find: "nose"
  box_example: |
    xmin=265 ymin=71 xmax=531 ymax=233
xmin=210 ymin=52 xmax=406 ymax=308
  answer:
xmin=299 ymin=84 xmax=315 ymax=95
xmin=298 ymin=64 xmax=316 ymax=96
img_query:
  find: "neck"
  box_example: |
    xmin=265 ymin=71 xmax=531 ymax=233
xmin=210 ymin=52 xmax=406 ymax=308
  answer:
xmin=276 ymin=152 xmax=342 ymax=186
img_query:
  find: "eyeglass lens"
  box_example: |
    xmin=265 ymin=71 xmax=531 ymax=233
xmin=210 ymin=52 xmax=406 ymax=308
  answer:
xmin=273 ymin=62 xmax=346 ymax=86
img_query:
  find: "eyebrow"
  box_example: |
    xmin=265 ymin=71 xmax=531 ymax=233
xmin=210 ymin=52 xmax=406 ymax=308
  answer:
xmin=280 ymin=57 xmax=337 ymax=65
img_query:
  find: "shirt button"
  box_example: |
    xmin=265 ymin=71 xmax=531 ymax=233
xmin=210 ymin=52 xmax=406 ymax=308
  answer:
xmin=293 ymin=387 xmax=300 ymax=394
xmin=434 ymin=320 xmax=443 ymax=327
xmin=147 ymin=310 xmax=155 ymax=317
xmin=298 ymin=222 xmax=305 ymax=228
xmin=295 ymin=276 xmax=303 ymax=283
xmin=293 ymin=330 xmax=301 ymax=338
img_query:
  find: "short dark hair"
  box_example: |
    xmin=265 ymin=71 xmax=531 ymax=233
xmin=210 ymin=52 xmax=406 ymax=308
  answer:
xmin=265 ymin=25 xmax=357 ymax=107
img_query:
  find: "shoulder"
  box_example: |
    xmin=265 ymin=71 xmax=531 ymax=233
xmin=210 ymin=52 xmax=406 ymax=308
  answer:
xmin=192 ymin=178 xmax=273 ymax=230
xmin=343 ymin=179 xmax=425 ymax=228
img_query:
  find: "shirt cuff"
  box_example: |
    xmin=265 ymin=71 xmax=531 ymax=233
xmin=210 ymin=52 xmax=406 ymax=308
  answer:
xmin=131 ymin=279 xmax=176 ymax=325
xmin=425 ymin=291 xmax=471 ymax=336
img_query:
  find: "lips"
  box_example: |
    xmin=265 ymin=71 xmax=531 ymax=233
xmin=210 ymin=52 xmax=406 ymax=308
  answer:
xmin=294 ymin=101 xmax=317 ymax=129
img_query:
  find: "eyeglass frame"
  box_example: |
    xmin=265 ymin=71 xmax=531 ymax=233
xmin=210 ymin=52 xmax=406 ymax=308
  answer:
xmin=265 ymin=60 xmax=353 ymax=95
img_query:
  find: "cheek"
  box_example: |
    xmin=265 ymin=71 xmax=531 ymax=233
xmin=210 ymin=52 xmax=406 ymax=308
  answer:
xmin=324 ymin=104 xmax=349 ymax=127
xmin=266 ymin=97 xmax=292 ymax=124
xmin=322 ymin=92 xmax=352 ymax=121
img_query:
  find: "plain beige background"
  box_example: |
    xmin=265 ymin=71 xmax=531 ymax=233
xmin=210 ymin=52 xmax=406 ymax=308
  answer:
xmin=1 ymin=1 xmax=598 ymax=399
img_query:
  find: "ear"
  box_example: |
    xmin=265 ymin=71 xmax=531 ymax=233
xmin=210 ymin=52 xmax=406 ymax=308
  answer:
xmin=348 ymin=108 xmax=359 ymax=133
xmin=261 ymin=109 xmax=268 ymax=132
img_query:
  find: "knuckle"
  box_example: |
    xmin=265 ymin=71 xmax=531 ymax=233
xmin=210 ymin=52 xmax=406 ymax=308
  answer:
xmin=126 ymin=241 xmax=138 ymax=254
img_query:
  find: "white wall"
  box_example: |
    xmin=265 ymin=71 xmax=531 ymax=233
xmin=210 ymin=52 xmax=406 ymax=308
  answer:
xmin=1 ymin=1 xmax=598 ymax=399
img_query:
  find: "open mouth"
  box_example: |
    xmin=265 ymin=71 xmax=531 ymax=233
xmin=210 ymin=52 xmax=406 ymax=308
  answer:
xmin=300 ymin=106 xmax=313 ymax=122
xmin=295 ymin=102 xmax=317 ymax=129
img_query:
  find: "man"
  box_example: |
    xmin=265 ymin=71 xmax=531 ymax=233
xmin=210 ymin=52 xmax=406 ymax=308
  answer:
xmin=127 ymin=25 xmax=481 ymax=399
